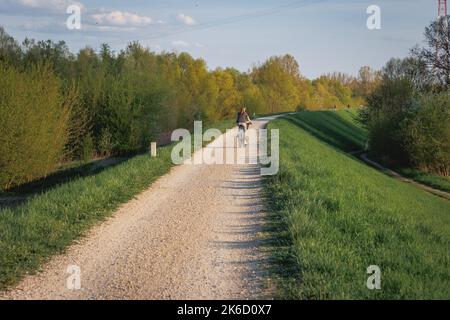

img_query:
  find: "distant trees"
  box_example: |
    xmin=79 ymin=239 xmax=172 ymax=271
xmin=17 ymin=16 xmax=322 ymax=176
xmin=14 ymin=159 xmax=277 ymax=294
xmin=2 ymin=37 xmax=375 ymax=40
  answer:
xmin=0 ymin=27 xmax=370 ymax=190
xmin=325 ymin=66 xmax=381 ymax=100
xmin=251 ymin=54 xmax=368 ymax=112
xmin=355 ymin=66 xmax=382 ymax=98
xmin=252 ymin=55 xmax=301 ymax=113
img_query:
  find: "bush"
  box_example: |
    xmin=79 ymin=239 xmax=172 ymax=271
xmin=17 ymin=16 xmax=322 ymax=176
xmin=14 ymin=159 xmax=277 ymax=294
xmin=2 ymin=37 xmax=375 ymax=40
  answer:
xmin=362 ymin=72 xmax=450 ymax=177
xmin=361 ymin=78 xmax=415 ymax=164
xmin=81 ymin=134 xmax=94 ymax=163
xmin=402 ymin=94 xmax=450 ymax=176
xmin=0 ymin=64 xmax=71 ymax=190
xmin=98 ymin=128 xmax=113 ymax=157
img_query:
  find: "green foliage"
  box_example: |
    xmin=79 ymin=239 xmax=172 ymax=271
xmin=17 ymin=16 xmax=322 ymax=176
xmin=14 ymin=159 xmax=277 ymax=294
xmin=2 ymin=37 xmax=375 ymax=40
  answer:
xmin=98 ymin=128 xmax=113 ymax=157
xmin=402 ymin=93 xmax=450 ymax=176
xmin=81 ymin=135 xmax=94 ymax=163
xmin=362 ymin=77 xmax=415 ymax=164
xmin=362 ymin=55 xmax=450 ymax=176
xmin=361 ymin=19 xmax=450 ymax=175
xmin=266 ymin=116 xmax=450 ymax=299
xmin=252 ymin=55 xmax=301 ymax=113
xmin=250 ymin=55 xmax=367 ymax=113
xmin=0 ymin=63 xmax=72 ymax=190
xmin=0 ymin=26 xmax=369 ymax=190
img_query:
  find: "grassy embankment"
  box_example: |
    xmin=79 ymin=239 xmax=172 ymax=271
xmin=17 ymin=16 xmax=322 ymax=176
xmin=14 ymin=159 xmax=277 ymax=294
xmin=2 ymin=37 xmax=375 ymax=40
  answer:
xmin=0 ymin=119 xmax=234 ymax=289
xmin=265 ymin=110 xmax=450 ymax=299
xmin=290 ymin=109 xmax=449 ymax=192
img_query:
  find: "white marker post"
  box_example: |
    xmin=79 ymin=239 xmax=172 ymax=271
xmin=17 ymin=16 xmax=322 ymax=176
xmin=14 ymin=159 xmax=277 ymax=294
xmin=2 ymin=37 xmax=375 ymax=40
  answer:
xmin=151 ymin=142 xmax=157 ymax=157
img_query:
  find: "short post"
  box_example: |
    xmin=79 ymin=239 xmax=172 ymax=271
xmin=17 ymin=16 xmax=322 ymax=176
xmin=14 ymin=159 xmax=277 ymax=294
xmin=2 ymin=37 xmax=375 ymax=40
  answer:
xmin=150 ymin=142 xmax=157 ymax=157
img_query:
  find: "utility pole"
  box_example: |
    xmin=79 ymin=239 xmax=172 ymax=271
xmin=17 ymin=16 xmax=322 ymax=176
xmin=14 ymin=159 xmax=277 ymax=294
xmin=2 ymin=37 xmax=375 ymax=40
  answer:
xmin=437 ymin=0 xmax=449 ymax=87
xmin=438 ymin=0 xmax=447 ymax=17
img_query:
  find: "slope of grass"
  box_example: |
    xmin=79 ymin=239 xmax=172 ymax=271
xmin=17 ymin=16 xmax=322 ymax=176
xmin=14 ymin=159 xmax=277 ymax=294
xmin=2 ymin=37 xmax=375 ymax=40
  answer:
xmin=265 ymin=116 xmax=450 ymax=299
xmin=0 ymin=119 xmax=234 ymax=289
xmin=285 ymin=109 xmax=449 ymax=192
xmin=284 ymin=109 xmax=366 ymax=152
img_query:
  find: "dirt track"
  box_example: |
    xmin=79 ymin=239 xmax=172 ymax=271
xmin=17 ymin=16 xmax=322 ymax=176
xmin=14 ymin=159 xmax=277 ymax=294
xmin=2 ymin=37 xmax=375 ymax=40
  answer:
xmin=1 ymin=120 xmax=272 ymax=300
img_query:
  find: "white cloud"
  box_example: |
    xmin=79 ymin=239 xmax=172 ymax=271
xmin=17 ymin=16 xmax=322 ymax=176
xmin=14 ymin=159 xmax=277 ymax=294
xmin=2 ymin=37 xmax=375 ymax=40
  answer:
xmin=176 ymin=13 xmax=196 ymax=26
xmin=171 ymin=40 xmax=190 ymax=47
xmin=91 ymin=10 xmax=152 ymax=27
xmin=4 ymin=0 xmax=85 ymax=12
xmin=91 ymin=25 xmax=138 ymax=32
xmin=195 ymin=42 xmax=204 ymax=48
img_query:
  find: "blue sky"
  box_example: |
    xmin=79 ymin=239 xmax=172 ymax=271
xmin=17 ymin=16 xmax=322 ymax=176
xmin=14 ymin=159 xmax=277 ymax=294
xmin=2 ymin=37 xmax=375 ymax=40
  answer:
xmin=0 ymin=0 xmax=437 ymax=78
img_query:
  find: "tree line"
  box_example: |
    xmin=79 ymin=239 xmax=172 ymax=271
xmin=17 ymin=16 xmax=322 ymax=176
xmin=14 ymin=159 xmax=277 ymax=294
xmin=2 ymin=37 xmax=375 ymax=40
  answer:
xmin=0 ymin=26 xmax=376 ymax=190
xmin=361 ymin=17 xmax=450 ymax=176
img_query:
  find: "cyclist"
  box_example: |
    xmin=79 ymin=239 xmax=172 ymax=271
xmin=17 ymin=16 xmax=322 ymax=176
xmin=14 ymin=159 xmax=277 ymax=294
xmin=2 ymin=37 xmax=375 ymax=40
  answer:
xmin=236 ymin=107 xmax=252 ymax=146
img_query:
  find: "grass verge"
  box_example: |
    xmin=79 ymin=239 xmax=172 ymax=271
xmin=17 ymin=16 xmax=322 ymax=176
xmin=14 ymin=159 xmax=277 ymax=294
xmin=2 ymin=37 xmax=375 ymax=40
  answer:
xmin=265 ymin=115 xmax=450 ymax=299
xmin=395 ymin=168 xmax=450 ymax=193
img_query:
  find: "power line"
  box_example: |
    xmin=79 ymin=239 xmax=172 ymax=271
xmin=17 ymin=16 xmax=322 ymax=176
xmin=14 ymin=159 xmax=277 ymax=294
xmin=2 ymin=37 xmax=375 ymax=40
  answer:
xmin=125 ymin=0 xmax=328 ymax=42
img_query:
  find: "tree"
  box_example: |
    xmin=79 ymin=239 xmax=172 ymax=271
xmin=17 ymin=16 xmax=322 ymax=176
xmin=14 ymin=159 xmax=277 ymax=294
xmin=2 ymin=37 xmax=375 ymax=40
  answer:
xmin=212 ymin=68 xmax=241 ymax=119
xmin=0 ymin=64 xmax=73 ymax=189
xmin=412 ymin=16 xmax=450 ymax=90
xmin=353 ymin=66 xmax=381 ymax=98
xmin=0 ymin=26 xmax=21 ymax=64
xmin=0 ymin=25 xmax=383 ymax=188
xmin=360 ymin=72 xmax=415 ymax=164
xmin=276 ymin=54 xmax=302 ymax=80
xmin=402 ymin=93 xmax=450 ymax=176
xmin=252 ymin=55 xmax=301 ymax=113
xmin=381 ymin=57 xmax=433 ymax=92
xmin=22 ymin=38 xmax=73 ymax=76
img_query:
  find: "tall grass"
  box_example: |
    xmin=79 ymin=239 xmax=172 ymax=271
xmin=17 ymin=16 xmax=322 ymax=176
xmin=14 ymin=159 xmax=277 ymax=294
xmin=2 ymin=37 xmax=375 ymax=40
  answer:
xmin=265 ymin=116 xmax=450 ymax=299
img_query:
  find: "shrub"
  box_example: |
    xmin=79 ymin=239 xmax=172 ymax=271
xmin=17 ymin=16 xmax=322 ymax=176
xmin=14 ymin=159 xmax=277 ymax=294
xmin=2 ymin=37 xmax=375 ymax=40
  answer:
xmin=402 ymin=93 xmax=450 ymax=176
xmin=98 ymin=128 xmax=113 ymax=157
xmin=81 ymin=134 xmax=94 ymax=163
xmin=0 ymin=64 xmax=71 ymax=190
xmin=361 ymin=78 xmax=415 ymax=164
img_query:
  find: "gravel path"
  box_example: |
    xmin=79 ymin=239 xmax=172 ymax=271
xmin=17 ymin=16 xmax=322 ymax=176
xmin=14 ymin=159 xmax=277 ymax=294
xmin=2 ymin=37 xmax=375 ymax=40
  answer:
xmin=1 ymin=120 xmax=272 ymax=300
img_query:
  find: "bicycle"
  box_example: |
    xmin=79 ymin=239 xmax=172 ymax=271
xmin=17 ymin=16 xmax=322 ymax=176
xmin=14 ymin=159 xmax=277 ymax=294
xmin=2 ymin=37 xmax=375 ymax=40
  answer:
xmin=237 ymin=121 xmax=252 ymax=148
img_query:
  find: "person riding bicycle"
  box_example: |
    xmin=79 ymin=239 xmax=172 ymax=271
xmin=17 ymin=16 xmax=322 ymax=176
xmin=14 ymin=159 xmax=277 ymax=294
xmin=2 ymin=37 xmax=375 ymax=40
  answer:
xmin=236 ymin=107 xmax=252 ymax=130
xmin=236 ymin=107 xmax=252 ymax=147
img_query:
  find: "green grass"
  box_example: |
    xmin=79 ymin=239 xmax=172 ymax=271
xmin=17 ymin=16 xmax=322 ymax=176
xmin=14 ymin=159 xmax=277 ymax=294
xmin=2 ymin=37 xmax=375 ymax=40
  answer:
xmin=0 ymin=119 xmax=234 ymax=289
xmin=265 ymin=115 xmax=450 ymax=299
xmin=284 ymin=109 xmax=366 ymax=152
xmin=1 ymin=157 xmax=129 ymax=199
xmin=286 ymin=109 xmax=449 ymax=192
xmin=395 ymin=168 xmax=450 ymax=193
